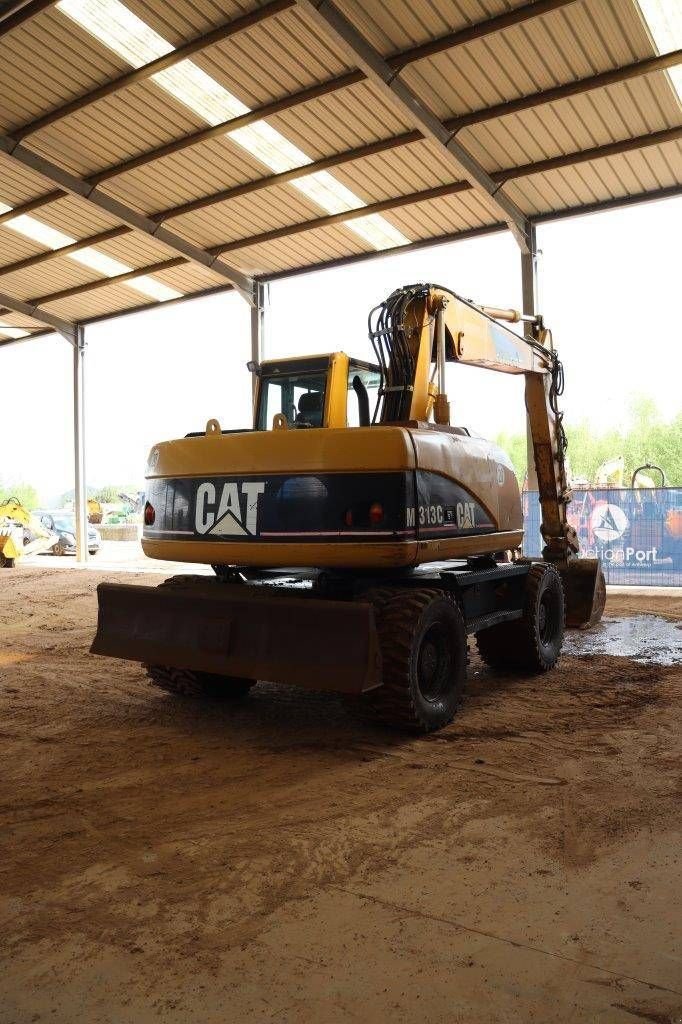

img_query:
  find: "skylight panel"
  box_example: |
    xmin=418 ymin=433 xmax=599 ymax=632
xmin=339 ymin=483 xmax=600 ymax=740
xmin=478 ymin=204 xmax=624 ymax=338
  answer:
xmin=0 ymin=206 xmax=182 ymax=301
xmin=56 ymin=0 xmax=171 ymax=67
xmin=350 ymin=215 xmax=410 ymax=250
xmin=637 ymin=0 xmax=682 ymax=99
xmin=70 ymin=248 xmax=132 ymax=276
xmin=3 ymin=215 xmax=73 ymax=249
xmin=57 ymin=0 xmax=410 ymax=251
xmin=127 ymin=276 xmax=182 ymax=301
xmin=0 ymin=326 xmax=30 ymax=340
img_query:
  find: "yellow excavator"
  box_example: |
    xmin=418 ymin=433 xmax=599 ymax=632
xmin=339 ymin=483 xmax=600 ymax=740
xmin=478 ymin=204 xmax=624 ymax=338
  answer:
xmin=92 ymin=284 xmax=605 ymax=731
xmin=0 ymin=497 xmax=58 ymax=567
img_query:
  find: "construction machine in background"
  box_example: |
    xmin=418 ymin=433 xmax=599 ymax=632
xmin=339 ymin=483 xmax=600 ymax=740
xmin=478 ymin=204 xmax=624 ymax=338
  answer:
xmin=87 ymin=499 xmax=103 ymax=524
xmin=0 ymin=497 xmax=58 ymax=567
xmin=92 ymin=283 xmax=605 ymax=732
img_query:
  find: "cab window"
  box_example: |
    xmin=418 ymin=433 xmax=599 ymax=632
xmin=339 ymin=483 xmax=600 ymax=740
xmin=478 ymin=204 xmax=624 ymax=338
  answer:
xmin=257 ymin=372 xmax=327 ymax=430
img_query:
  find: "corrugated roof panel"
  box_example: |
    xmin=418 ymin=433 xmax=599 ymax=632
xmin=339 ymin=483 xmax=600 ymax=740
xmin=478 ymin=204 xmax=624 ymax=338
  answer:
xmin=166 ymin=179 xmax=327 ymax=249
xmin=0 ymin=6 xmax=130 ymax=130
xmin=330 ymin=0 xmax=514 ymax=58
xmin=187 ymin=6 xmax=352 ymax=109
xmin=385 ymin=190 xmax=497 ymax=242
xmin=267 ymin=80 xmax=413 ymax=160
xmin=226 ymin=220 xmax=371 ymax=274
xmin=92 ymin=231 xmax=179 ymax=267
xmin=19 ymin=196 xmax=122 ymax=238
xmin=44 ymin=281 xmax=169 ymax=320
xmin=0 ymin=230 xmax=46 ymax=267
xmin=0 ymin=152 xmax=55 ymax=206
xmin=326 ymin=140 xmax=453 ymax=205
xmin=0 ymin=0 xmax=678 ymax=331
xmin=99 ymin=133 xmax=288 ymax=215
xmin=0 ymin=255 xmax=114 ymax=302
xmin=0 ymin=309 xmax=48 ymax=332
xmin=25 ymin=80 xmax=209 ymax=180
xmin=123 ymin=0 xmax=260 ymax=45
xmin=503 ymin=136 xmax=682 ymax=214
xmin=144 ymin=261 xmax=225 ymax=292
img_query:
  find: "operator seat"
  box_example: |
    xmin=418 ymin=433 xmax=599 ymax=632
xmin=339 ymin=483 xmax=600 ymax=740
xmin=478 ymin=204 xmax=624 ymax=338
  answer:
xmin=295 ymin=391 xmax=324 ymax=427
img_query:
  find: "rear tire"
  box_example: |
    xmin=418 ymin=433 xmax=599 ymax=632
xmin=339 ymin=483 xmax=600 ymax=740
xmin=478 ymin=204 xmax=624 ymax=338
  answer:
xmin=147 ymin=665 xmax=255 ymax=699
xmin=476 ymin=562 xmax=564 ymax=672
xmin=362 ymin=588 xmax=467 ymax=733
xmin=0 ymin=552 xmax=15 ymax=568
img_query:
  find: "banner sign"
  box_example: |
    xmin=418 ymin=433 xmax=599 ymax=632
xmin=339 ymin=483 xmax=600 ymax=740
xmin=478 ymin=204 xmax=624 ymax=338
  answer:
xmin=523 ymin=488 xmax=682 ymax=586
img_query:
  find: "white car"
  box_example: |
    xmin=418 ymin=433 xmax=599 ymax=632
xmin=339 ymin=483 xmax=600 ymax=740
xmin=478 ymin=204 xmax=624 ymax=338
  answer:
xmin=37 ymin=512 xmax=101 ymax=556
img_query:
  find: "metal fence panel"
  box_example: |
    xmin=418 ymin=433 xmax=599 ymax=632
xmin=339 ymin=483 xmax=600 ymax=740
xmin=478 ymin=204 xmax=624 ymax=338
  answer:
xmin=523 ymin=488 xmax=682 ymax=586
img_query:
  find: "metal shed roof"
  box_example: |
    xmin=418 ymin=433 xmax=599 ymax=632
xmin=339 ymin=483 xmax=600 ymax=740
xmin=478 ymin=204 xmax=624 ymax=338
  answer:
xmin=0 ymin=0 xmax=680 ymax=342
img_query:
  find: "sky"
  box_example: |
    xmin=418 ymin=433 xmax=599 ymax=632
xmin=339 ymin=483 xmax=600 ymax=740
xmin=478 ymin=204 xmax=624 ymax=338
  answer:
xmin=1 ymin=195 xmax=680 ymax=505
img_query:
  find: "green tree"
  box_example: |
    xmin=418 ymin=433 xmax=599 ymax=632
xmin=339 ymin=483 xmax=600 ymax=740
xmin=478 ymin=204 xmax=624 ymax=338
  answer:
xmin=0 ymin=481 xmax=41 ymax=508
xmin=495 ymin=395 xmax=682 ymax=486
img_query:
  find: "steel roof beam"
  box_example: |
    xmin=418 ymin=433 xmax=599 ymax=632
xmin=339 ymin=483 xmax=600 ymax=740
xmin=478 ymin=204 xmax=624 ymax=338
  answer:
xmin=12 ymin=0 xmax=296 ymax=140
xmin=15 ymin=182 xmax=673 ymax=335
xmin=5 ymin=125 xmax=680 ymax=300
xmin=2 ymin=46 xmax=679 ymax=254
xmin=10 ymin=0 xmax=573 ymax=142
xmin=296 ymin=0 xmax=532 ymax=249
xmin=260 ymin=185 xmax=682 ymax=281
xmin=0 ymin=0 xmax=55 ymax=37
xmin=0 ymin=288 xmax=76 ymax=334
xmin=12 ymin=125 xmax=680 ymax=309
xmin=0 ymin=134 xmax=257 ymax=303
xmin=0 ymin=0 xmax=576 ymax=221
xmin=154 ymin=50 xmax=682 ymax=223
xmin=0 ymin=226 xmax=130 ymax=276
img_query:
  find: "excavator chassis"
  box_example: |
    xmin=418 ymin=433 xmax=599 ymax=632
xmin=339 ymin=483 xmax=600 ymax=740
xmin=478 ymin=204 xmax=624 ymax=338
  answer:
xmin=92 ymin=559 xmax=555 ymax=696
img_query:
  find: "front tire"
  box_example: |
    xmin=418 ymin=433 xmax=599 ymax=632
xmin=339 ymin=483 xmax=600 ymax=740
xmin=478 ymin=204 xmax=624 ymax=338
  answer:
xmin=476 ymin=563 xmax=564 ymax=672
xmin=364 ymin=588 xmax=467 ymax=733
xmin=147 ymin=665 xmax=255 ymax=699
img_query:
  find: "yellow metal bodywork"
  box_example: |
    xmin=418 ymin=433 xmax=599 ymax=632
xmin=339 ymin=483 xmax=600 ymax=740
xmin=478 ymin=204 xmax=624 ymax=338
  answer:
xmin=142 ymin=287 xmax=588 ymax=595
xmin=142 ymin=423 xmax=523 ymax=568
xmin=0 ymin=498 xmax=57 ymax=564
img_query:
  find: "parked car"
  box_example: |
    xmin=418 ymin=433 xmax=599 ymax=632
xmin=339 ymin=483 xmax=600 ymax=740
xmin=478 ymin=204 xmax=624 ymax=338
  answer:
xmin=37 ymin=511 xmax=101 ymax=556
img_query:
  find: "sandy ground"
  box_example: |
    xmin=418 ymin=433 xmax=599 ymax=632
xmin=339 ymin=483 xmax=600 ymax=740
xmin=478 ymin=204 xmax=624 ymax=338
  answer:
xmin=1 ymin=566 xmax=681 ymax=1024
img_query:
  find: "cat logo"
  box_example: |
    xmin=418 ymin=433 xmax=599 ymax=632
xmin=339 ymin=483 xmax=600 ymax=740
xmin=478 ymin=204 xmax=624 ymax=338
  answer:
xmin=195 ymin=481 xmax=265 ymax=537
xmin=456 ymin=501 xmax=476 ymax=529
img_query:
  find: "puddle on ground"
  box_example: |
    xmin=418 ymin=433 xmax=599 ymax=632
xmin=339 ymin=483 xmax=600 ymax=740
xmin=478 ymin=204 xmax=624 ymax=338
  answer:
xmin=564 ymin=615 xmax=681 ymax=666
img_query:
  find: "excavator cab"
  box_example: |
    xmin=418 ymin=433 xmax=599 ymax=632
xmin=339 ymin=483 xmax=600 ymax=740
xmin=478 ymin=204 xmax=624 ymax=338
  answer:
xmin=254 ymin=353 xmax=380 ymax=430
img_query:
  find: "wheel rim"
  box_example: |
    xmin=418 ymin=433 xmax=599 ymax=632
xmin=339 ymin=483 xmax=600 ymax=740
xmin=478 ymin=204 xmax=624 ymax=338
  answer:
xmin=416 ymin=622 xmax=452 ymax=703
xmin=539 ymin=587 xmax=560 ymax=647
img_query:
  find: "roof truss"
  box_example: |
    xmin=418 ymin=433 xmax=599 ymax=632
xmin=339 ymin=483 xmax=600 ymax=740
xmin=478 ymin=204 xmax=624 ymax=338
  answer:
xmin=0 ymin=134 xmax=257 ymax=303
xmin=6 ymin=126 xmax=679 ymax=311
xmin=0 ymin=0 xmax=580 ymax=224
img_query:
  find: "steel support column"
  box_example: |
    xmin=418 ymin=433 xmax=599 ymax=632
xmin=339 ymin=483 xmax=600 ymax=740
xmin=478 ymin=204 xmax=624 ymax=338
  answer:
xmin=250 ymin=282 xmax=269 ymax=404
xmin=521 ymin=223 xmax=540 ymax=490
xmin=70 ymin=325 xmax=88 ymax=563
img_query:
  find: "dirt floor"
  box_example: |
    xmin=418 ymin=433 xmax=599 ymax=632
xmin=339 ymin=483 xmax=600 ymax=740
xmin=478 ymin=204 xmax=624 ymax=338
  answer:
xmin=1 ymin=567 xmax=681 ymax=1024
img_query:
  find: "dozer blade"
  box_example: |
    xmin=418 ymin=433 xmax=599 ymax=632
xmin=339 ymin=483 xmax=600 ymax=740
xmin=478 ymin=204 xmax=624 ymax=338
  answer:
xmin=91 ymin=579 xmax=381 ymax=694
xmin=557 ymin=558 xmax=606 ymax=629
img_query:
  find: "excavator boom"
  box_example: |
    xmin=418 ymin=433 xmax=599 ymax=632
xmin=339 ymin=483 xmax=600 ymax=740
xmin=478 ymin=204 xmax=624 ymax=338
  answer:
xmin=366 ymin=285 xmax=603 ymax=626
